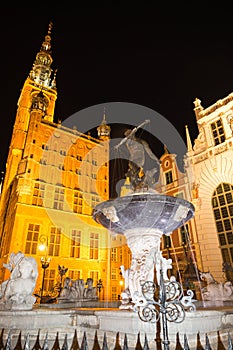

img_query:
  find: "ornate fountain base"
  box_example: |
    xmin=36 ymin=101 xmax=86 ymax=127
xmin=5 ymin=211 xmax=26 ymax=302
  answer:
xmin=93 ymin=192 xmax=195 ymax=310
xmin=119 ymin=227 xmax=172 ymax=309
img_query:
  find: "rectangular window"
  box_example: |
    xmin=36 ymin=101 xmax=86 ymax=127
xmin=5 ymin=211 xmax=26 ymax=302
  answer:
xmin=90 ymin=271 xmax=99 ymax=285
xmin=212 ymin=197 xmax=218 ymax=208
xmin=230 ymin=248 xmax=233 ymax=262
xmin=32 ymin=183 xmax=45 ymax=206
xmin=44 ymin=269 xmax=56 ymax=292
xmin=111 ymin=267 xmax=117 ymax=280
xmin=214 ymin=209 xmax=221 ymax=220
xmin=70 ymin=230 xmax=81 ymax=258
xmin=180 ymin=224 xmax=190 ymax=245
xmin=92 ymin=196 xmax=100 ymax=208
xmin=119 ymin=248 xmax=123 ymax=264
xmin=227 ymin=232 xmax=233 ymax=244
xmin=219 ymin=233 xmax=227 ymax=246
xmin=165 ymin=171 xmax=173 ymax=185
xmin=221 ymin=207 xmax=228 ymax=218
xmin=226 ymin=193 xmax=233 ymax=204
xmin=73 ymin=191 xmax=83 ymax=214
xmin=48 ymin=227 xmax=61 ymax=256
xmin=112 ymin=293 xmax=117 ymax=300
xmin=25 ymin=223 xmax=40 ymax=254
xmin=90 ymin=232 xmax=99 ymax=259
xmin=112 ymin=286 xmax=117 ymax=300
xmin=211 ymin=119 xmax=225 ymax=146
xmin=224 ymin=219 xmax=231 ymax=231
xmin=54 ymin=187 xmax=64 ymax=210
xmin=163 ymin=235 xmax=171 ymax=249
xmin=68 ymin=270 xmax=81 ymax=280
xmin=229 ymin=205 xmax=233 ymax=216
xmin=216 ymin=221 xmax=224 ymax=232
xmin=219 ymin=195 xmax=226 ymax=206
xmin=221 ymin=248 xmax=230 ymax=263
xmin=111 ymin=248 xmax=117 ymax=262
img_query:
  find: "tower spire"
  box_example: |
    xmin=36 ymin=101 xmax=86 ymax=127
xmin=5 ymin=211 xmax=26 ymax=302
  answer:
xmin=102 ymin=107 xmax=107 ymax=124
xmin=97 ymin=107 xmax=111 ymax=140
xmin=29 ymin=21 xmax=56 ymax=89
xmin=185 ymin=125 xmax=193 ymax=152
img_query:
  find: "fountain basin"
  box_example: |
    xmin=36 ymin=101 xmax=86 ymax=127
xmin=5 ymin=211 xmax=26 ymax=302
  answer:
xmin=93 ymin=193 xmax=195 ymax=235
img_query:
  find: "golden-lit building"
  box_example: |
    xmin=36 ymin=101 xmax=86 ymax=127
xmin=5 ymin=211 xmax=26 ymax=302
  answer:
xmin=0 ymin=23 xmax=131 ymax=301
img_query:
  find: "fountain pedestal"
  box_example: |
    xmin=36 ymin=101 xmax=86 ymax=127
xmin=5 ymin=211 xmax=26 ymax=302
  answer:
xmin=119 ymin=227 xmax=169 ymax=308
xmin=93 ymin=191 xmax=195 ymax=310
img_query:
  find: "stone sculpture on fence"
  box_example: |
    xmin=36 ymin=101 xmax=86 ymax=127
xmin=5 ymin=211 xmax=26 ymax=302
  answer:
xmin=0 ymin=251 xmax=38 ymax=310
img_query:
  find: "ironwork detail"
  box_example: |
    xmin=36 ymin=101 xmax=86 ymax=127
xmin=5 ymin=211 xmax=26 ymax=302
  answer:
xmin=0 ymin=329 xmax=232 ymax=350
xmin=136 ymin=274 xmax=196 ymax=324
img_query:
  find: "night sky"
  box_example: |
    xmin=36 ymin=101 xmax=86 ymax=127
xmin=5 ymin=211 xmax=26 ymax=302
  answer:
xmin=1 ymin=5 xmax=233 ymax=193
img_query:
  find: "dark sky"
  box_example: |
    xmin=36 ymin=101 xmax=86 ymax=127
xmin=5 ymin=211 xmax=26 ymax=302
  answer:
xmin=1 ymin=5 xmax=233 ymax=184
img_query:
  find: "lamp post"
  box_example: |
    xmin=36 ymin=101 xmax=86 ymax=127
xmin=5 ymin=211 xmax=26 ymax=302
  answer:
xmin=40 ymin=256 xmax=51 ymax=303
xmin=39 ymin=235 xmax=51 ymax=304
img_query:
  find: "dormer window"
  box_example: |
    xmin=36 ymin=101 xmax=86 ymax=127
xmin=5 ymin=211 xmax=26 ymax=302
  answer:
xmin=211 ymin=119 xmax=225 ymax=146
xmin=165 ymin=170 xmax=173 ymax=185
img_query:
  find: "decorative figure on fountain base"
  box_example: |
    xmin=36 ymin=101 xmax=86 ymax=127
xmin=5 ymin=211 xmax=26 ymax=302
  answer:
xmin=58 ymin=277 xmax=98 ymax=303
xmin=120 ymin=249 xmax=173 ymax=310
xmin=0 ymin=251 xmax=38 ymax=310
xmin=200 ymin=271 xmax=233 ymax=301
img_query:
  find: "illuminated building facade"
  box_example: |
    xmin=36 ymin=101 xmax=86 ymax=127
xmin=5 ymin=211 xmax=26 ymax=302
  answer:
xmin=185 ymin=95 xmax=233 ymax=282
xmin=119 ymin=95 xmax=233 ymax=291
xmin=0 ymin=23 xmax=127 ymax=300
xmin=156 ymin=94 xmax=233 ymax=287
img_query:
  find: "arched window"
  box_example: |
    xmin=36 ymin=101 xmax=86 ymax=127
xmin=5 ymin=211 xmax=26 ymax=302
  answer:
xmin=212 ymin=183 xmax=233 ymax=281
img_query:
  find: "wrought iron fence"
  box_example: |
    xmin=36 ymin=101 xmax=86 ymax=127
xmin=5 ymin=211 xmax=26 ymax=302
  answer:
xmin=0 ymin=329 xmax=232 ymax=350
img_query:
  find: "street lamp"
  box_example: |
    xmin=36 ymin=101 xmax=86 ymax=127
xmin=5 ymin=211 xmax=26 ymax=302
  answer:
xmin=40 ymin=256 xmax=51 ymax=303
xmin=38 ymin=235 xmax=51 ymax=304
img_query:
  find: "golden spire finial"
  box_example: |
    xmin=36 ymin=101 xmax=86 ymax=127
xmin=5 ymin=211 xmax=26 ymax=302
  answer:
xmin=103 ymin=107 xmax=106 ymax=123
xmin=48 ymin=21 xmax=53 ymax=36
xmin=41 ymin=21 xmax=53 ymax=52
